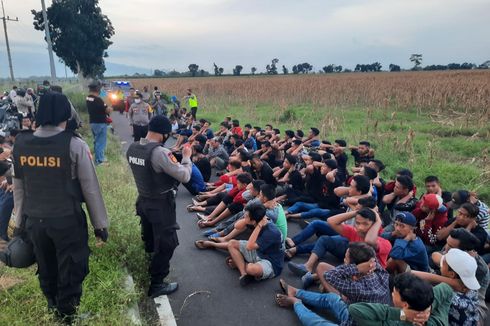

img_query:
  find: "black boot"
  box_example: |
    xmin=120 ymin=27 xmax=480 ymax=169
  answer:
xmin=148 ymin=282 xmax=178 ymax=298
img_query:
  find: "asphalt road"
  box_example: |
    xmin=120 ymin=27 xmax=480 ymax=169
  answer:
xmin=111 ymin=112 xmax=305 ymax=326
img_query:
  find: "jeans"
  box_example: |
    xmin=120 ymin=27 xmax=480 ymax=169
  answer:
xmin=90 ymin=123 xmax=107 ymax=165
xmin=0 ymin=188 xmax=14 ymax=241
xmin=288 ymin=202 xmax=332 ymax=220
xmin=294 ymin=290 xmax=349 ymax=325
xmin=312 ymin=235 xmax=349 ymax=261
xmin=292 ymin=220 xmax=339 ymax=255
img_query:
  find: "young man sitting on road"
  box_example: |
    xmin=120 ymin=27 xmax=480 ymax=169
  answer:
xmin=287 ymin=207 xmax=392 ymax=279
xmin=195 ymin=203 xmax=284 ymax=286
xmin=385 ymin=212 xmax=430 ymax=273
xmin=349 ymin=272 xmax=453 ymax=326
xmin=275 ymin=242 xmax=390 ymax=325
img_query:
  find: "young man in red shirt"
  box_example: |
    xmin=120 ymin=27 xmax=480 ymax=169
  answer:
xmin=288 ymin=207 xmax=392 ymax=278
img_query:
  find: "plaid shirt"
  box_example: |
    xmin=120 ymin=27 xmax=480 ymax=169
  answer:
xmin=324 ymin=262 xmax=390 ymax=305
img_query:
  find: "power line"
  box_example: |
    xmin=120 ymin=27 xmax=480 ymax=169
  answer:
xmin=1 ymin=0 xmax=18 ymax=81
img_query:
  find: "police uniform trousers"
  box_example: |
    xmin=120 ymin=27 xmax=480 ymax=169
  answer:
xmin=26 ymin=212 xmax=89 ymax=317
xmin=136 ymin=193 xmax=179 ymax=285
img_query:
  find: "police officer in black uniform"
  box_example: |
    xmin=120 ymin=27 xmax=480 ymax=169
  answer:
xmin=127 ymin=115 xmax=191 ymax=298
xmin=12 ymin=92 xmax=109 ymax=323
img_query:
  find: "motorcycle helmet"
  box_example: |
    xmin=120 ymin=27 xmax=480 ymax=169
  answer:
xmin=16 ymin=88 xmax=26 ymax=97
xmin=0 ymin=236 xmax=36 ymax=268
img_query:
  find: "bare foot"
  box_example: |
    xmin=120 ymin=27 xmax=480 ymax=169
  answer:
xmin=275 ymin=294 xmax=300 ymax=308
xmin=285 ymin=238 xmax=295 ymax=248
xmin=279 ymin=278 xmax=297 ymax=297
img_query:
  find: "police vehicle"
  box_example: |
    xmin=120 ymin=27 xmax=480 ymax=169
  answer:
xmin=106 ymin=81 xmax=133 ymax=113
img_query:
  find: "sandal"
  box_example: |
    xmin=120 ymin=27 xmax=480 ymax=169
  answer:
xmin=225 ymin=256 xmax=237 ymax=269
xmin=198 ymin=220 xmax=212 ymax=229
xmin=279 ymin=278 xmax=288 ymax=294
xmin=186 ymin=204 xmax=197 ymax=212
xmin=285 ymin=238 xmax=295 ymax=249
xmin=196 ymin=213 xmax=207 ymax=221
xmin=284 ymin=249 xmax=295 ymax=261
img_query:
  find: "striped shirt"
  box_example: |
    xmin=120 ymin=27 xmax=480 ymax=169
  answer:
xmin=476 ymin=200 xmax=489 ymax=229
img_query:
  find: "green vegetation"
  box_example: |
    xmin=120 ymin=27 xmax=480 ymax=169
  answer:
xmin=0 ymin=94 xmax=145 ymax=325
xmin=198 ymin=103 xmax=490 ymax=201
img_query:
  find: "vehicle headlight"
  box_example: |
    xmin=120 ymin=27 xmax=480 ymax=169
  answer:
xmin=111 ymin=94 xmax=118 ymax=100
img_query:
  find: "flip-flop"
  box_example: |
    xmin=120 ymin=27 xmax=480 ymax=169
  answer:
xmin=285 ymin=238 xmax=295 ymax=249
xmin=186 ymin=204 xmax=196 ymax=212
xmin=196 ymin=213 xmax=207 ymax=221
xmin=239 ymin=274 xmax=254 ymax=287
xmin=192 ymin=198 xmax=200 ymax=206
xmin=284 ymin=249 xmax=295 ymax=261
xmin=198 ymin=220 xmax=212 ymax=229
xmin=225 ymin=256 xmax=237 ymax=269
xmin=279 ymin=279 xmax=288 ymax=294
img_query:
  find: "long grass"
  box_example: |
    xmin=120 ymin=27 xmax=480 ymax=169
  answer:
xmin=130 ymin=72 xmax=490 ymax=202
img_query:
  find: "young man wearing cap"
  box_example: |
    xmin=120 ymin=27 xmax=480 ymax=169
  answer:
xmin=448 ymin=190 xmax=489 ymax=230
xmin=436 ymin=203 xmax=487 ymax=254
xmin=386 ymin=212 xmax=430 ymax=273
xmin=432 ymin=228 xmax=489 ymax=325
xmin=413 ymin=248 xmax=480 ymax=326
xmin=413 ymin=193 xmax=448 ymax=252
xmin=129 ymin=92 xmax=152 ymax=142
xmin=86 ymin=82 xmax=112 ymax=166
xmin=126 ymin=115 xmax=192 ymax=298
xmin=349 ymin=272 xmax=453 ymax=326
xmin=13 ymin=92 xmax=109 ymax=322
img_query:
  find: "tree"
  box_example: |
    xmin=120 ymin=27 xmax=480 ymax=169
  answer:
xmin=292 ymin=65 xmax=299 ymax=74
xmin=335 ymin=65 xmax=342 ymax=73
xmin=266 ymin=58 xmax=279 ymax=74
xmin=478 ymin=60 xmax=490 ymax=69
xmin=153 ymin=69 xmax=165 ymax=77
xmin=213 ymin=63 xmax=224 ymax=76
xmin=300 ymin=63 xmax=313 ymax=73
xmin=322 ymin=65 xmax=334 ymax=73
xmin=233 ymin=65 xmax=243 ymax=76
xmin=188 ymin=64 xmax=199 ymax=77
xmin=282 ymin=65 xmax=288 ymax=74
xmin=410 ymin=54 xmax=423 ymax=70
xmin=389 ymin=64 xmax=401 ymax=72
xmin=32 ymin=0 xmax=114 ymax=80
xmin=251 ymin=67 xmax=257 ymax=75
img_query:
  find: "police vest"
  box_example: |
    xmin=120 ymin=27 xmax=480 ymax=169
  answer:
xmin=188 ymin=95 xmax=198 ymax=108
xmin=13 ymin=130 xmax=83 ymax=218
xmin=126 ymin=142 xmax=178 ymax=199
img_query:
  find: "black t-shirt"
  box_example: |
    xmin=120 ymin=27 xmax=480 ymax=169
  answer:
xmin=335 ymin=153 xmax=348 ymax=183
xmin=195 ymin=157 xmax=211 ymax=182
xmin=445 ymin=218 xmax=487 ymax=254
xmin=258 ymin=161 xmax=276 ymax=185
xmin=86 ymin=95 xmax=107 ymax=124
xmin=318 ymin=177 xmax=342 ymax=209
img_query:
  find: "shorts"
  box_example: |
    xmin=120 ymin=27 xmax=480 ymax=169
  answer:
xmin=238 ymin=240 xmax=274 ymax=280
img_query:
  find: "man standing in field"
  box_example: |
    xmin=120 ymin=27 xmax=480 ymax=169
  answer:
xmin=185 ymin=89 xmax=198 ymax=120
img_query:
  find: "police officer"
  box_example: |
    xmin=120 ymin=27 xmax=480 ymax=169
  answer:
xmin=126 ymin=115 xmax=191 ymax=298
xmin=12 ymin=92 xmax=109 ymax=323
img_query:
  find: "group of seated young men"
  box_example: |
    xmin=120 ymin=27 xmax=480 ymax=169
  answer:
xmin=171 ymin=115 xmax=490 ymax=326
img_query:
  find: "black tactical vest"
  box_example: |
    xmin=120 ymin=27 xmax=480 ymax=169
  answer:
xmin=126 ymin=142 xmax=178 ymax=199
xmin=13 ymin=130 xmax=83 ymax=218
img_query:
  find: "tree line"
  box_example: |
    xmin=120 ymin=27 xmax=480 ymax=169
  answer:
xmin=152 ymin=55 xmax=490 ymax=78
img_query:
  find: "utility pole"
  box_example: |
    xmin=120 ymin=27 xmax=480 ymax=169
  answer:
xmin=1 ymin=0 xmax=18 ymax=81
xmin=41 ymin=0 xmax=56 ymax=82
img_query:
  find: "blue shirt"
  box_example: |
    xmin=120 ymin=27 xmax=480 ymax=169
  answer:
xmin=257 ymin=223 xmax=284 ymax=276
xmin=311 ymin=140 xmax=321 ymax=147
xmin=189 ymin=165 xmax=207 ymax=192
xmin=389 ymin=237 xmax=429 ymax=271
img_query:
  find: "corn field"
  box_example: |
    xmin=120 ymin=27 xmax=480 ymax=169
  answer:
xmin=131 ymin=70 xmax=489 ymax=121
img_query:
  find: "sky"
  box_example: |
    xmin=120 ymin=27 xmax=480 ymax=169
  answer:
xmin=0 ymin=0 xmax=489 ymax=77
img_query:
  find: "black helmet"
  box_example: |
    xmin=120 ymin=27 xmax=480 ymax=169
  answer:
xmin=16 ymin=88 xmax=26 ymax=97
xmin=0 ymin=236 xmax=36 ymax=268
xmin=88 ymin=80 xmax=101 ymax=91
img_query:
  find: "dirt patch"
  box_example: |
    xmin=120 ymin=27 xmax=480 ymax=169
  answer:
xmin=0 ymin=274 xmax=23 ymax=290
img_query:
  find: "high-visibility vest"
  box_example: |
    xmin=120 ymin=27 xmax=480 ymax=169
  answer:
xmin=188 ymin=94 xmax=198 ymax=108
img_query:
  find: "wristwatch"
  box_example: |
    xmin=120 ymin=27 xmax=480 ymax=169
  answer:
xmin=400 ymin=310 xmax=406 ymax=321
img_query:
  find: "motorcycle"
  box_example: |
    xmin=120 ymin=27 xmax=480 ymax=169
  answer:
xmin=0 ymin=100 xmax=21 ymax=133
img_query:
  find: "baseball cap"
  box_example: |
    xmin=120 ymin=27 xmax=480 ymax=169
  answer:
xmin=421 ymin=193 xmax=442 ymax=210
xmin=148 ymin=116 xmax=172 ymax=135
xmin=444 ymin=248 xmax=480 ymax=290
xmin=395 ymin=212 xmax=417 ymax=227
xmin=447 ymin=190 xmax=470 ymax=209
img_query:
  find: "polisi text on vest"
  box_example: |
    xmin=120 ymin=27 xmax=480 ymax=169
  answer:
xmin=128 ymin=156 xmax=145 ymax=166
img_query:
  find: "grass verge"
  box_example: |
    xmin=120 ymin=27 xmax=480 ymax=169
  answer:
xmin=0 ymin=95 xmax=148 ymax=325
